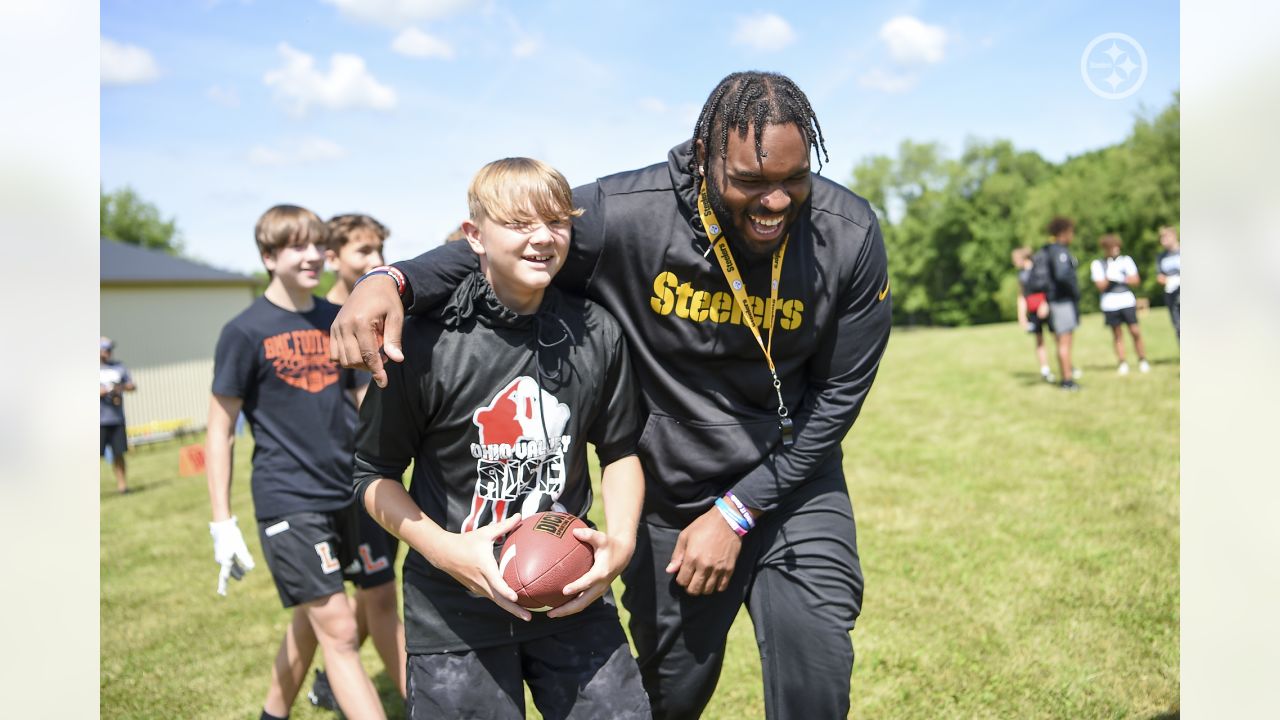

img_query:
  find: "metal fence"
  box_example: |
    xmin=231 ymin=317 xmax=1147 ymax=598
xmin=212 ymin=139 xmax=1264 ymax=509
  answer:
xmin=122 ymin=358 xmax=213 ymax=445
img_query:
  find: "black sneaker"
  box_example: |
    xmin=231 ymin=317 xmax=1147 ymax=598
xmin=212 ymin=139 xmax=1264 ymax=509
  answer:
xmin=307 ymin=668 xmax=339 ymax=711
xmin=1060 ymin=380 xmax=1081 ymax=392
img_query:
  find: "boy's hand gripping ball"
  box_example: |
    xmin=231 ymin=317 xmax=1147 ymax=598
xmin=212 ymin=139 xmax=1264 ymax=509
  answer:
xmin=498 ymin=512 xmax=594 ymax=611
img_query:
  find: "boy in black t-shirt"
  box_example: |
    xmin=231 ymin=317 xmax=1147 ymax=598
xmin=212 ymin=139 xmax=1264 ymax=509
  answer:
xmin=205 ymin=205 xmax=385 ymax=720
xmin=353 ymin=159 xmax=649 ymax=718
xmin=300 ymin=213 xmax=406 ymax=710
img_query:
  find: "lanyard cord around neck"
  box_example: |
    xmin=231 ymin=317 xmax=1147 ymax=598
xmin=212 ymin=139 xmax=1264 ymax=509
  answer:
xmin=696 ymin=180 xmax=794 ymax=445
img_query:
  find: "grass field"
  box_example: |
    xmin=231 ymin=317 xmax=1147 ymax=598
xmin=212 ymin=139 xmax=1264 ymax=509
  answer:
xmin=101 ymin=312 xmax=1179 ymax=719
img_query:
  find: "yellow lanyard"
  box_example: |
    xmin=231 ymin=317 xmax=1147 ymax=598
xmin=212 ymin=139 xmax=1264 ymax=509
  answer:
xmin=697 ymin=180 xmax=794 ymax=445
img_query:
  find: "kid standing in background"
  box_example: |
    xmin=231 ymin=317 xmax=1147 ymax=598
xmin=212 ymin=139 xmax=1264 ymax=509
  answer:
xmin=1012 ymin=247 xmax=1053 ymax=382
xmin=300 ymin=213 xmax=408 ymax=710
xmin=1090 ymin=233 xmax=1149 ymax=374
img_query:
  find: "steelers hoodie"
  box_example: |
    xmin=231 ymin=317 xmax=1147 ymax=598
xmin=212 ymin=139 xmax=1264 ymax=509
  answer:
xmin=392 ymin=140 xmax=892 ymax=527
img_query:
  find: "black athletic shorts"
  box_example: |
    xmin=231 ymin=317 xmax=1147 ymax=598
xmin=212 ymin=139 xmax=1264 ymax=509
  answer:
xmin=341 ymin=508 xmax=397 ymax=590
xmin=1103 ymin=306 xmax=1139 ymax=327
xmin=406 ymin=615 xmax=650 ymax=719
xmin=100 ymin=424 xmax=127 ymax=458
xmin=258 ymin=504 xmax=360 ymax=608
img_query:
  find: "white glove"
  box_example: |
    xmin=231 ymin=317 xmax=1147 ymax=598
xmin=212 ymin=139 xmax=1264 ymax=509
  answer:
xmin=209 ymin=516 xmax=256 ymax=596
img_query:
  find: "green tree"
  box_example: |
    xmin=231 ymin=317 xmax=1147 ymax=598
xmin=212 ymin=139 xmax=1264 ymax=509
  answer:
xmin=101 ymin=186 xmax=183 ymax=254
xmin=848 ymin=94 xmax=1179 ymax=326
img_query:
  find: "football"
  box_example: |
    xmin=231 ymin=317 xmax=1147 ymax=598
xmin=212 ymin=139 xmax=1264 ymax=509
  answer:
xmin=498 ymin=511 xmax=594 ymax=611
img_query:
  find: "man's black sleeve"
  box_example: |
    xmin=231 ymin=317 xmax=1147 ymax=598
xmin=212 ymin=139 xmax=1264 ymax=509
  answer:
xmin=584 ymin=326 xmax=641 ymax=468
xmin=558 ymin=181 xmax=608 ymax=297
xmin=394 ymin=239 xmax=480 ymax=316
xmin=392 ymin=181 xmax=607 ymax=315
xmin=353 ymin=357 xmax=424 ymax=505
xmin=729 ymin=215 xmax=893 ymax=513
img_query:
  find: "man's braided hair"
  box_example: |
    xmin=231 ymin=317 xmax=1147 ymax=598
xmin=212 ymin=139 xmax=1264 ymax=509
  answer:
xmin=691 ymin=71 xmax=829 ymax=175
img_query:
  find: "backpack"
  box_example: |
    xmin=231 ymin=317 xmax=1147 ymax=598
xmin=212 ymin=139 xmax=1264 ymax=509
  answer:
xmin=1024 ymin=246 xmax=1053 ymax=295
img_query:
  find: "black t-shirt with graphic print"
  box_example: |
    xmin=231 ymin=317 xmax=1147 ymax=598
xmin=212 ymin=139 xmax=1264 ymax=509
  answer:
xmin=212 ymin=295 xmax=359 ymax=520
xmin=353 ymin=273 xmax=641 ymax=654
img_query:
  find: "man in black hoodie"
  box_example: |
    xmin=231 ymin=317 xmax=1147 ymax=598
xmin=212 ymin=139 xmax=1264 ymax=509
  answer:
xmin=333 ymin=72 xmax=893 ymax=719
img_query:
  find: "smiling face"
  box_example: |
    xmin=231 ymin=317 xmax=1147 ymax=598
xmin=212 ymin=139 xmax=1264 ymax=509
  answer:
xmin=263 ymin=237 xmax=325 ymax=293
xmin=464 ymin=213 xmax=571 ymax=314
xmin=701 ymin=122 xmax=812 ymax=257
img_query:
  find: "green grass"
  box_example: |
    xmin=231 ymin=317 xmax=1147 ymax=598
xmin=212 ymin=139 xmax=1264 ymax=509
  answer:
xmin=102 ymin=312 xmax=1179 ymax=719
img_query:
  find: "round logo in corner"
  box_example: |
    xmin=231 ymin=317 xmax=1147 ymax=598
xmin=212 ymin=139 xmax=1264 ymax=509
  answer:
xmin=1080 ymin=33 xmax=1148 ymax=100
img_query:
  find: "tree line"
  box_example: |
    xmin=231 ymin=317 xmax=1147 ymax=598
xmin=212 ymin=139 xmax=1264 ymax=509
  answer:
xmin=848 ymin=94 xmax=1179 ymax=326
xmin=101 ymin=186 xmax=184 ymax=255
xmin=102 ymin=93 xmax=1178 ymax=327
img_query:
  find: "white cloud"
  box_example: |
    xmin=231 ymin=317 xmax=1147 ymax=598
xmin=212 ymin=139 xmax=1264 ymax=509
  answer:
xmin=880 ymin=15 xmax=947 ymax=66
xmin=263 ymin=43 xmax=397 ymax=116
xmin=512 ymin=35 xmax=541 ymax=58
xmin=730 ymin=13 xmax=796 ymax=53
xmin=857 ymin=68 xmax=919 ymax=94
xmin=391 ymin=27 xmax=454 ymax=58
xmin=321 ymin=0 xmax=477 ymax=29
xmin=101 ymin=38 xmax=159 ymax=85
xmin=206 ymin=84 xmax=240 ymax=107
xmin=248 ymin=136 xmax=347 ymax=166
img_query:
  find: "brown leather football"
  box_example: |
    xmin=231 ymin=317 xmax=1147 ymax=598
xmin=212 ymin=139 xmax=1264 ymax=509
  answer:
xmin=499 ymin=511 xmax=594 ymax=611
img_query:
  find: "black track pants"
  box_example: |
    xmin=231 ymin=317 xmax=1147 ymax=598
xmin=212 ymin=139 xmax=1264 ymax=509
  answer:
xmin=621 ymin=471 xmax=863 ymax=719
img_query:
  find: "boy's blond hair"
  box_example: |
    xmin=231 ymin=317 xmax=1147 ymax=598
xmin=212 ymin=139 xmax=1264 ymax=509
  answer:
xmin=255 ymin=204 xmax=328 ymax=260
xmin=467 ymin=158 xmax=583 ymax=225
xmin=326 ymin=213 xmax=391 ymax=253
xmin=1098 ymin=233 xmax=1122 ymax=253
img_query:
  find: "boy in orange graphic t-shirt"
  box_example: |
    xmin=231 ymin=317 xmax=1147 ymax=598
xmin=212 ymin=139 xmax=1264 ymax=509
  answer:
xmin=204 ymin=204 xmax=385 ymax=720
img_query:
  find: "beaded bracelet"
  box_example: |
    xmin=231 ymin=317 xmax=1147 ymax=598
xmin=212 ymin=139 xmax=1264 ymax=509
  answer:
xmin=723 ymin=491 xmax=755 ymax=529
xmin=354 ymin=265 xmax=406 ymax=296
xmin=714 ymin=498 xmax=750 ymax=536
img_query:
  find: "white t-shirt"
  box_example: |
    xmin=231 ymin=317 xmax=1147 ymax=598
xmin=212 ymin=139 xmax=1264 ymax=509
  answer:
xmin=1090 ymin=255 xmax=1138 ymax=312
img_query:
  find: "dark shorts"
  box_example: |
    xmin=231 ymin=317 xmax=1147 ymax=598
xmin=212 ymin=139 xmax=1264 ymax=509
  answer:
xmin=405 ymin=615 xmax=650 ymax=720
xmin=342 ymin=508 xmax=398 ymax=590
xmin=1104 ymin=306 xmax=1139 ymax=327
xmin=100 ymin=424 xmax=127 ymax=458
xmin=258 ymin=505 xmax=360 ymax=608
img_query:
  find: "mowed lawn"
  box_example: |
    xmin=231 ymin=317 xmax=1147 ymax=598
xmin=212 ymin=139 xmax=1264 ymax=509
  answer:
xmin=101 ymin=312 xmax=1179 ymax=719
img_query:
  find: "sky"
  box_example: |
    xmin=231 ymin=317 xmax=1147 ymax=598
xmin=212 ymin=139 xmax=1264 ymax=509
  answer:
xmin=101 ymin=0 xmax=1180 ymax=275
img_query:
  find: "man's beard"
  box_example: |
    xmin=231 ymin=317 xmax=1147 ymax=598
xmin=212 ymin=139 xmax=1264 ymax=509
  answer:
xmin=704 ymin=169 xmax=774 ymax=259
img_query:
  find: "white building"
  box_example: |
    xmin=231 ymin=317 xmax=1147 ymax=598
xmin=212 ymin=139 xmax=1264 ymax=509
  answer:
xmin=100 ymin=238 xmax=257 ymax=443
